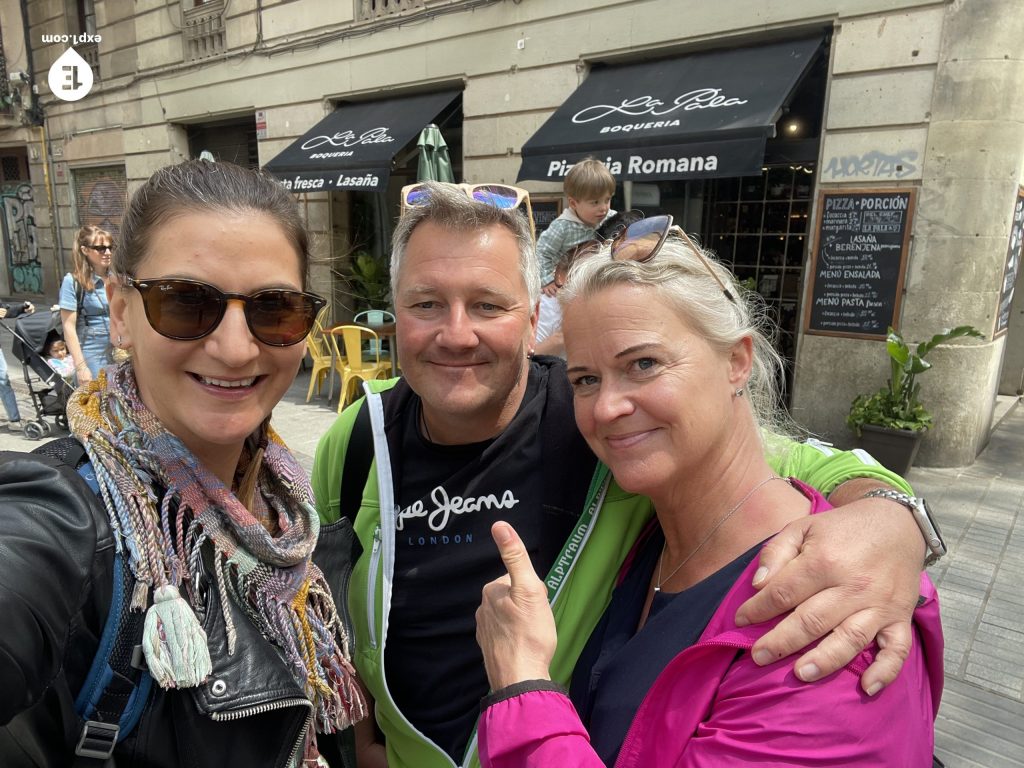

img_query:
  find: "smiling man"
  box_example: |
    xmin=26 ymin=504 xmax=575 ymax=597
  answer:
xmin=311 ymin=183 xmax=930 ymax=768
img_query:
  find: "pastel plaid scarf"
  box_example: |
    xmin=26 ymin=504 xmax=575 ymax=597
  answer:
xmin=67 ymin=363 xmax=366 ymax=744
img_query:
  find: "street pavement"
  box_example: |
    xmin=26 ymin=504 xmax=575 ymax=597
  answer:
xmin=0 ymin=343 xmax=1020 ymax=764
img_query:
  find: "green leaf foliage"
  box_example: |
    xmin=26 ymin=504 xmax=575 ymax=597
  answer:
xmin=343 ymin=252 xmax=391 ymax=310
xmin=847 ymin=324 xmax=984 ymax=436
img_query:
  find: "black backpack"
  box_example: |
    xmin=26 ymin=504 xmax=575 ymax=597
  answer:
xmin=30 ymin=438 xmax=153 ymax=765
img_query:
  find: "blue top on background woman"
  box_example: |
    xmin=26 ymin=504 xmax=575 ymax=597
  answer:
xmin=59 ymin=225 xmax=113 ymax=382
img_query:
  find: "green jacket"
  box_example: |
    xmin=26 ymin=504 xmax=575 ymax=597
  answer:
xmin=312 ymin=379 xmax=911 ymax=768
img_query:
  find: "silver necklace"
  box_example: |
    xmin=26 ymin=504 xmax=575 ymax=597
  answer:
xmin=654 ymin=475 xmax=783 ymax=593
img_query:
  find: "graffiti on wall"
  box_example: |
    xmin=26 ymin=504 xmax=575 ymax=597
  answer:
xmin=0 ymin=184 xmax=41 ymax=294
xmin=822 ymin=149 xmax=919 ymax=180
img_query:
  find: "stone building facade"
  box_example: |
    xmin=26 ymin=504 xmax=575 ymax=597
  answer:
xmin=0 ymin=0 xmax=1020 ymax=466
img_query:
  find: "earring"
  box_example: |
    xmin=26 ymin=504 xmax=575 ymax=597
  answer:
xmin=117 ymin=334 xmax=124 ymax=348
xmin=734 ymin=387 xmax=744 ymax=397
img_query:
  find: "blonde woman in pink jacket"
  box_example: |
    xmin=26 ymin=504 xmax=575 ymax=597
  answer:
xmin=476 ymin=219 xmax=943 ymax=767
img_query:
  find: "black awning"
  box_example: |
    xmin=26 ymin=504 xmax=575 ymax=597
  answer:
xmin=518 ymin=37 xmax=821 ymax=183
xmin=265 ymin=90 xmax=460 ymax=192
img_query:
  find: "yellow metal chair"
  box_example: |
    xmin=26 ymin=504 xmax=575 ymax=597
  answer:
xmin=305 ymin=311 xmax=346 ymax=402
xmin=333 ymin=325 xmax=392 ymax=411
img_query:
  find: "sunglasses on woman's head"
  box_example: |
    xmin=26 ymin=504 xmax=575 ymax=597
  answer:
xmin=124 ymin=277 xmax=326 ymax=346
xmin=86 ymin=243 xmax=113 ymax=253
xmin=401 ymin=182 xmax=530 ymax=211
xmin=609 ymin=214 xmax=736 ymax=303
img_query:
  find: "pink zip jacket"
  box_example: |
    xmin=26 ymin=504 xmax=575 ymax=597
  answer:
xmin=479 ymin=487 xmax=943 ymax=767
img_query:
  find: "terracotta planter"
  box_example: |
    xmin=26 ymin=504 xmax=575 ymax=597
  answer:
xmin=856 ymin=424 xmax=927 ymax=476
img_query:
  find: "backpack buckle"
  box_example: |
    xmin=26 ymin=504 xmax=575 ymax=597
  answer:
xmin=75 ymin=720 xmax=119 ymax=759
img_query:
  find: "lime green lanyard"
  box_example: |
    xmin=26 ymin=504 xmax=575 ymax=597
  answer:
xmin=544 ymin=462 xmax=611 ymax=602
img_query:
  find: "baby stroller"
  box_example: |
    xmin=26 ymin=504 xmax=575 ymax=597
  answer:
xmin=6 ymin=308 xmax=75 ymax=439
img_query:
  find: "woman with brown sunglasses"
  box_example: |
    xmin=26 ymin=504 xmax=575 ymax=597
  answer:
xmin=0 ymin=160 xmax=364 ymax=767
xmin=59 ymin=225 xmax=115 ymax=383
xmin=476 ymin=230 xmax=943 ymax=766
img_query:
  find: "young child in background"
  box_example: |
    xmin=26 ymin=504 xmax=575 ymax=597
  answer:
xmin=45 ymin=338 xmax=75 ymax=380
xmin=536 ymin=157 xmax=615 ymax=296
xmin=535 ymin=241 xmax=594 ymax=357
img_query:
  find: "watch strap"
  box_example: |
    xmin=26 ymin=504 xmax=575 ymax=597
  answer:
xmin=863 ymin=488 xmax=946 ymax=567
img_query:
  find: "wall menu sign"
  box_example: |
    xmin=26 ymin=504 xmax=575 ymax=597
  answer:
xmin=530 ymin=195 xmax=563 ymax=235
xmin=804 ymin=188 xmax=916 ymax=339
xmin=995 ymin=187 xmax=1023 ymax=337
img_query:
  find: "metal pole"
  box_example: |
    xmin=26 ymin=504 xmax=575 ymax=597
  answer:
xmin=38 ymin=123 xmax=65 ymax=279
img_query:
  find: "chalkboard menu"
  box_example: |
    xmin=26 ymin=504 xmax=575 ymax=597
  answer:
xmin=530 ymin=196 xmax=563 ymax=236
xmin=804 ymin=188 xmax=916 ymax=338
xmin=996 ymin=188 xmax=1023 ymax=337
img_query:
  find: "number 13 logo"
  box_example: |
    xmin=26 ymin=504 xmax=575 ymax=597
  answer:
xmin=48 ymin=48 xmax=94 ymax=102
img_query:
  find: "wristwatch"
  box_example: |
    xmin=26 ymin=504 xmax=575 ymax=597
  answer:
xmin=864 ymin=489 xmax=946 ymax=567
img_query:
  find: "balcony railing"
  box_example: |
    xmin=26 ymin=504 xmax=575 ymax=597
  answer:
xmin=76 ymin=42 xmax=100 ymax=73
xmin=183 ymin=0 xmax=227 ymax=61
xmin=356 ymin=0 xmax=426 ymax=22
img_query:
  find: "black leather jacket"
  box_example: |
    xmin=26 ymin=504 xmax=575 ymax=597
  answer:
xmin=0 ymin=449 xmax=357 ymax=768
xmin=0 ymin=300 xmax=30 ymax=318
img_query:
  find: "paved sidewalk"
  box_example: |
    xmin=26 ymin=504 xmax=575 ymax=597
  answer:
xmin=0 ymin=348 xmax=1021 ymax=763
xmin=909 ymin=403 xmax=1024 ymax=767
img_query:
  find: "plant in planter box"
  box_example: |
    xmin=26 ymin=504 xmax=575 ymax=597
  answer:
xmin=846 ymin=324 xmax=983 ymax=473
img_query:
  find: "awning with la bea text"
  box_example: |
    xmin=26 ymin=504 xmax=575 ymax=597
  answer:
xmin=517 ymin=36 xmax=822 ymax=184
xmin=264 ymin=90 xmax=460 ymax=192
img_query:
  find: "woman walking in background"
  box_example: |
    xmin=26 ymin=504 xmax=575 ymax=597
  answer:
xmin=0 ymin=298 xmax=34 ymax=430
xmin=60 ymin=225 xmax=113 ymax=382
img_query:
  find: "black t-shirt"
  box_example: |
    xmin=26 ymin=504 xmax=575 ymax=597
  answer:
xmin=570 ymin=528 xmax=761 ymax=765
xmin=380 ymin=357 xmax=598 ymax=762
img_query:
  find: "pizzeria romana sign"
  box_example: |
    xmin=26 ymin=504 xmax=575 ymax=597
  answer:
xmin=544 ymin=153 xmax=720 ymax=179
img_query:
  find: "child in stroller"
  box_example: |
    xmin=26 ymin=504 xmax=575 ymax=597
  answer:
xmin=45 ymin=338 xmax=76 ymax=379
xmin=6 ymin=307 xmax=76 ymax=439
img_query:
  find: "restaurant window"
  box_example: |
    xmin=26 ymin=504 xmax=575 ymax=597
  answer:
xmin=703 ymin=164 xmax=815 ymax=393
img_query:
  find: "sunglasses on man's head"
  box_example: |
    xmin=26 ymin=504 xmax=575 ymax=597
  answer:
xmin=401 ymin=182 xmax=530 ymax=211
xmin=608 ymin=213 xmax=736 ymax=303
xmin=125 ymin=277 xmax=326 ymax=347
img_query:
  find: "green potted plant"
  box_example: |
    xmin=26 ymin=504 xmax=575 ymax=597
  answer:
xmin=339 ymin=251 xmax=391 ymax=311
xmin=847 ymin=324 xmax=983 ymax=474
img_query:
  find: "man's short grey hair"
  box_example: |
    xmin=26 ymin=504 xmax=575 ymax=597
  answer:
xmin=561 ymin=237 xmax=796 ymax=444
xmin=390 ymin=182 xmax=540 ymax=306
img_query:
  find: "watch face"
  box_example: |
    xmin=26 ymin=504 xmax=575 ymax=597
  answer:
xmin=917 ymin=497 xmax=946 ymax=555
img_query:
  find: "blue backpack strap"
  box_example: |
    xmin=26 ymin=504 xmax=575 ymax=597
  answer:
xmin=71 ymin=456 xmax=154 ymax=764
xmin=31 ymin=440 xmax=154 ymax=764
xmin=72 ymin=543 xmax=153 ymax=765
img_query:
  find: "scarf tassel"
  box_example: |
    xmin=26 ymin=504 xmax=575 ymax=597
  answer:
xmin=143 ymin=584 xmax=213 ymax=688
